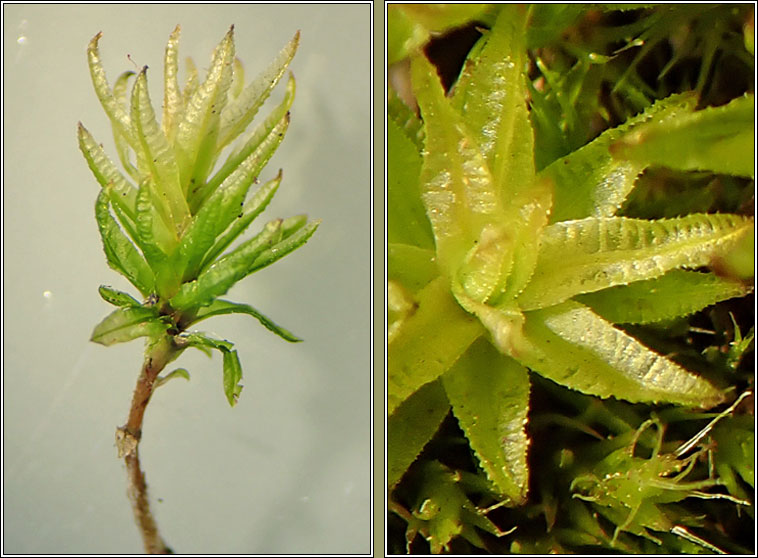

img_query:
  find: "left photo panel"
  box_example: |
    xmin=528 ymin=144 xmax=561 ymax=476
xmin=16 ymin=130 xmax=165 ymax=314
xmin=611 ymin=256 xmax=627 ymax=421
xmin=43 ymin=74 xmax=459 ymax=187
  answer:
xmin=2 ymin=3 xmax=373 ymax=554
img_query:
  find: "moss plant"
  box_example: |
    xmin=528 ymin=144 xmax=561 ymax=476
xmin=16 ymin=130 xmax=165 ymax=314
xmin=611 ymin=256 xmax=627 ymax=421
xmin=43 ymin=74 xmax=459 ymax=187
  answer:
xmin=388 ymin=4 xmax=754 ymax=554
xmin=79 ymin=25 xmax=318 ymax=553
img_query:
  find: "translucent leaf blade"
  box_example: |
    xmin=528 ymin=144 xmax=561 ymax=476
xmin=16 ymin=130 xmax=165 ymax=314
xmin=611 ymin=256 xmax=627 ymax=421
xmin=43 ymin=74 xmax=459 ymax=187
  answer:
xmin=91 ymin=307 xmax=166 ymax=346
xmin=199 ymin=172 xmax=283 ymax=271
xmin=131 ymin=69 xmax=189 ymax=233
xmin=577 ymin=269 xmax=753 ymax=324
xmin=77 ymin=122 xmax=138 ymax=220
xmin=94 ymin=190 xmax=155 ymax=297
xmin=387 ymin=115 xmax=433 ymax=250
xmin=189 ymin=298 xmax=302 ymax=342
xmin=134 ymin=181 xmax=171 ymax=268
xmin=388 ymin=276 xmax=486 ymax=415
xmin=162 ymin=24 xmax=183 ymax=143
xmin=86 ymin=32 xmax=136 ymax=148
xmin=169 ymin=218 xmax=285 ymax=310
xmin=411 ymin=52 xmax=512 ymax=300
xmin=450 ymin=5 xmax=534 ymax=200
xmin=540 ymin=92 xmax=698 ymax=223
xmin=519 ymin=301 xmax=725 ymax=408
xmin=111 ymin=70 xmax=139 ymax=181
xmin=612 ymin=93 xmax=755 ymax=178
xmin=218 ymin=32 xmax=299 ymax=150
xmin=222 ymin=349 xmax=243 ymax=406
xmin=245 ymin=218 xmax=319 ymax=275
xmin=387 ymin=380 xmax=450 ymax=489
xmin=197 ymin=96 xmax=292 ymax=212
xmin=175 ymin=26 xmax=236 ymax=190
xmin=442 ymin=338 xmax=530 ymax=505
xmin=517 ymin=214 xmax=754 ymax=311
xmin=98 ymin=285 xmax=142 ymax=307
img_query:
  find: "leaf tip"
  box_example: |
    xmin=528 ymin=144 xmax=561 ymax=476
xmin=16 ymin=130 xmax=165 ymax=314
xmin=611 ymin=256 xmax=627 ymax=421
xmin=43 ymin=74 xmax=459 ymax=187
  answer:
xmin=89 ymin=31 xmax=103 ymax=48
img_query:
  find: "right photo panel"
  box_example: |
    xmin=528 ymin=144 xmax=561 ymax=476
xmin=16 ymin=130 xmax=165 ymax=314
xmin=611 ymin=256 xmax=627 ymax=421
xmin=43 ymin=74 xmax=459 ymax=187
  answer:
xmin=387 ymin=3 xmax=755 ymax=555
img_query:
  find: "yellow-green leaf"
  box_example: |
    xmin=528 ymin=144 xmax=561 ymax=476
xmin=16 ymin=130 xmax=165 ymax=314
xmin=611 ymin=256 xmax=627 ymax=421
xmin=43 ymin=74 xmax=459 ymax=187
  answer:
xmin=520 ymin=301 xmax=724 ymax=408
xmin=517 ymin=214 xmax=754 ymax=311
xmin=443 ymin=338 xmax=530 ymax=505
xmin=389 ymin=276 xmax=485 ymax=415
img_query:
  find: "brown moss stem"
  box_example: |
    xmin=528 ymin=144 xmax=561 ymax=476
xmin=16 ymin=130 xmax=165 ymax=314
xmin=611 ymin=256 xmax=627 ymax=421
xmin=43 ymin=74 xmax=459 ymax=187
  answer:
xmin=117 ymin=336 xmax=179 ymax=554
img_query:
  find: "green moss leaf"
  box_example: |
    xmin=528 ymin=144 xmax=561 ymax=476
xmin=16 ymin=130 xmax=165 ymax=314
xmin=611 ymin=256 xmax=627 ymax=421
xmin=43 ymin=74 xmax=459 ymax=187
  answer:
xmin=199 ymin=172 xmax=283 ymax=271
xmin=98 ymin=285 xmax=142 ymax=307
xmin=398 ymin=460 xmax=509 ymax=554
xmin=388 ymin=380 xmax=450 ymax=489
xmin=77 ymin=122 xmax=138 ymax=221
xmin=94 ymin=190 xmax=155 ymax=297
xmin=177 ymin=332 xmax=242 ymax=405
xmin=387 ymin=243 xmax=437 ymax=294
xmin=540 ymin=92 xmax=698 ymax=223
xmin=91 ymin=307 xmax=166 ymax=346
xmin=218 ymin=32 xmax=299 ymax=150
xmin=189 ymin=299 xmax=301 ymax=342
xmin=244 ymin=217 xmax=320 ymax=275
xmin=111 ymin=70 xmax=139 ymax=181
xmin=174 ymin=27 xmax=235 ymax=191
xmin=161 ymin=25 xmax=183 ymax=144
xmin=169 ymin=218 xmax=284 ymax=310
xmin=712 ymin=415 xmax=755 ymax=490
xmin=155 ymin=367 xmax=191 ymax=388
xmin=450 ymin=5 xmax=533 ymax=200
xmin=520 ymin=301 xmax=724 ymax=408
xmin=388 ymin=276 xmax=485 ymax=415
xmin=612 ymin=94 xmax=755 ymax=178
xmin=411 ymin=52 xmax=516 ymax=304
xmin=86 ymin=32 xmax=136 ymax=149
xmin=387 ymin=116 xmax=433 ymax=249
xmin=131 ymin=68 xmax=189 ymax=235
xmin=196 ymin=105 xmax=290 ymax=212
xmin=442 ymin=338 xmax=530 ymax=505
xmin=222 ymin=349 xmax=243 ymax=406
xmin=577 ymin=269 xmax=753 ymax=324
xmin=517 ymin=213 xmax=754 ymax=311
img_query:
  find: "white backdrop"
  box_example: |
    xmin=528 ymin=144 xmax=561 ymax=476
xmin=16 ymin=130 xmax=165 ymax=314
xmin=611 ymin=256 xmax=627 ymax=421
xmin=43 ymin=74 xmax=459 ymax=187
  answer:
xmin=2 ymin=3 xmax=371 ymax=554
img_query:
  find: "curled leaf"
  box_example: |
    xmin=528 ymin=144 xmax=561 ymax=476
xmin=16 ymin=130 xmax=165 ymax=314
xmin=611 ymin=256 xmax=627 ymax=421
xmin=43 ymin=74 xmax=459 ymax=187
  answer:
xmin=91 ymin=307 xmax=166 ymax=346
xmin=189 ymin=299 xmax=302 ymax=342
xmin=131 ymin=68 xmax=189 ymax=234
xmin=175 ymin=26 xmax=235 ymax=190
xmin=77 ymin=122 xmax=138 ymax=220
xmin=222 ymin=349 xmax=243 ymax=406
xmin=87 ymin=32 xmax=135 ymax=148
xmin=169 ymin=218 xmax=285 ymax=310
xmin=155 ymin=367 xmax=190 ymax=388
xmin=94 ymin=190 xmax=155 ymax=297
xmin=98 ymin=285 xmax=142 ymax=308
xmin=218 ymin=31 xmax=299 ymax=149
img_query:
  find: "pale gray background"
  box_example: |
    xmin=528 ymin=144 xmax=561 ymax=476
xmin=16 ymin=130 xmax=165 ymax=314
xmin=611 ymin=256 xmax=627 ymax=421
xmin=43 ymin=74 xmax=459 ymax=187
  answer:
xmin=3 ymin=3 xmax=371 ymax=554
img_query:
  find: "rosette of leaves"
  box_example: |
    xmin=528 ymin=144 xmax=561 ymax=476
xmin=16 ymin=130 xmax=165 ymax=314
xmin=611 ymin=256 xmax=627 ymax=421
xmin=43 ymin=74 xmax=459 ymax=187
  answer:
xmin=79 ymin=25 xmax=318 ymax=408
xmin=388 ymin=5 xmax=753 ymax=553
